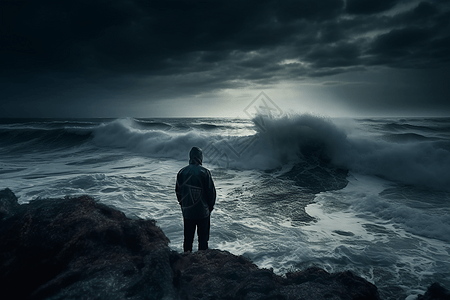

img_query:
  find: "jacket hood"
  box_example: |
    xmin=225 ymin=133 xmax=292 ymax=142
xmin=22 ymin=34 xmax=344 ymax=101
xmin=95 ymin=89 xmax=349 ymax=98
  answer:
xmin=189 ymin=146 xmax=203 ymax=165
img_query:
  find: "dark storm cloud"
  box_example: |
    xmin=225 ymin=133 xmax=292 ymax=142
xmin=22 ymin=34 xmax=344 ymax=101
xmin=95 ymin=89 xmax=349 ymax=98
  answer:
xmin=1 ymin=0 xmax=450 ymax=116
xmin=345 ymin=0 xmax=399 ymax=15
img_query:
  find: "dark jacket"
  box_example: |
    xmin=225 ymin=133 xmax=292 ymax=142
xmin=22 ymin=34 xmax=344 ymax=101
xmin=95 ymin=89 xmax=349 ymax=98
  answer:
xmin=176 ymin=160 xmax=216 ymax=220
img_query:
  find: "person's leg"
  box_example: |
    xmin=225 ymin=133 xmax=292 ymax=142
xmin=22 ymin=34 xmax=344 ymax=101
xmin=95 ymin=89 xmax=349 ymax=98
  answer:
xmin=183 ymin=218 xmax=196 ymax=252
xmin=197 ymin=216 xmax=210 ymax=251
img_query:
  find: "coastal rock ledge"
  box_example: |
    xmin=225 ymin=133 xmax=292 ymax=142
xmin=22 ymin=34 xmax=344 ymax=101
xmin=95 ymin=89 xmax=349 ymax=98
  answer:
xmin=1 ymin=188 xmax=448 ymax=300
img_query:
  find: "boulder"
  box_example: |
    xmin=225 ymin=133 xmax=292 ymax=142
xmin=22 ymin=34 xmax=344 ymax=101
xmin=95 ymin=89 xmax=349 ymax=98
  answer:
xmin=0 ymin=189 xmax=175 ymax=300
xmin=417 ymin=283 xmax=450 ymax=300
xmin=173 ymin=251 xmax=380 ymax=300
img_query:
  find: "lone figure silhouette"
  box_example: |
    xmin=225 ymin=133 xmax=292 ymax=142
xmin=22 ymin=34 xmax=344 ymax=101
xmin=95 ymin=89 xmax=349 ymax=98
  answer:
xmin=176 ymin=147 xmax=216 ymax=252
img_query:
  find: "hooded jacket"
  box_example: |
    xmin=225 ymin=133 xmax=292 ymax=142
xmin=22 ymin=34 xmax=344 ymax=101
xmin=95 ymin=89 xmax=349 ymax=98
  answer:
xmin=175 ymin=147 xmax=216 ymax=219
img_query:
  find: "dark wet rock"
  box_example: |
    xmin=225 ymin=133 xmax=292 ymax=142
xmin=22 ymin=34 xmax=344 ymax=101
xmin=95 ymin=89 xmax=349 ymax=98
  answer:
xmin=0 ymin=188 xmax=20 ymax=219
xmin=417 ymin=283 xmax=450 ymax=300
xmin=0 ymin=189 xmax=175 ymax=300
xmin=280 ymin=161 xmax=348 ymax=194
xmin=173 ymin=251 xmax=380 ymax=300
xmin=1 ymin=188 xmax=445 ymax=300
xmin=333 ymin=230 xmax=355 ymax=237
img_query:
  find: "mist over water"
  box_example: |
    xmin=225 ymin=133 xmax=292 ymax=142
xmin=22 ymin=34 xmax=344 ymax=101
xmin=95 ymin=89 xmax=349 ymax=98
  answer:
xmin=1 ymin=115 xmax=449 ymax=300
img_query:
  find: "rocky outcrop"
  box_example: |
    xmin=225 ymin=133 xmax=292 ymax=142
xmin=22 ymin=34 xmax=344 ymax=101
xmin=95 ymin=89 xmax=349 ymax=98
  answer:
xmin=0 ymin=188 xmax=447 ymax=300
xmin=173 ymin=251 xmax=379 ymax=300
xmin=417 ymin=283 xmax=450 ymax=300
xmin=0 ymin=188 xmax=175 ymax=300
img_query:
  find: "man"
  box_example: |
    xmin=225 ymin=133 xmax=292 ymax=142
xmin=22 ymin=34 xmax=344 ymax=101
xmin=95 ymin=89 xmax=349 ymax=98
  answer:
xmin=175 ymin=146 xmax=216 ymax=252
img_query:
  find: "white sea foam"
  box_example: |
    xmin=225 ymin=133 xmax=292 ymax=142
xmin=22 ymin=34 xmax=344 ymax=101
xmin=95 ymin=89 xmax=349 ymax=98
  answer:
xmin=316 ymin=173 xmax=450 ymax=243
xmin=306 ymin=174 xmax=450 ymax=298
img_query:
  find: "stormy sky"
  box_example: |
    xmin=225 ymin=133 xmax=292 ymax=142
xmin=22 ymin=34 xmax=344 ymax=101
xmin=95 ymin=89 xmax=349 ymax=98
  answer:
xmin=1 ymin=0 xmax=450 ymax=118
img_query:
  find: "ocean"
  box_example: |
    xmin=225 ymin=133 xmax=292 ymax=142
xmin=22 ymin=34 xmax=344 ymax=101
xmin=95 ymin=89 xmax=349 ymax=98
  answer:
xmin=0 ymin=115 xmax=449 ymax=300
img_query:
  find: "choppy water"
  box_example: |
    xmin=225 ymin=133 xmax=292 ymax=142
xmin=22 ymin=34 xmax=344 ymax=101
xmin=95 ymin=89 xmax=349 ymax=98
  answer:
xmin=1 ymin=115 xmax=449 ymax=300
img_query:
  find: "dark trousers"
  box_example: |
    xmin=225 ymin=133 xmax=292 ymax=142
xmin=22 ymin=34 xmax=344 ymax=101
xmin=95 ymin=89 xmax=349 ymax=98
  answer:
xmin=183 ymin=216 xmax=210 ymax=252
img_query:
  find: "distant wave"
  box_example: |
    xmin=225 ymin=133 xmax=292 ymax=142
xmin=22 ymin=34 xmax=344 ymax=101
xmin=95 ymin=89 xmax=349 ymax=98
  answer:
xmin=193 ymin=123 xmax=222 ymax=130
xmin=0 ymin=127 xmax=92 ymax=152
xmin=383 ymin=122 xmax=438 ymax=133
xmin=133 ymin=118 xmax=235 ymax=131
xmin=132 ymin=119 xmax=173 ymax=131
xmin=382 ymin=133 xmax=441 ymax=143
xmin=91 ymin=118 xmax=212 ymax=160
xmin=381 ymin=118 xmax=450 ymax=137
xmin=2 ymin=116 xmax=449 ymax=191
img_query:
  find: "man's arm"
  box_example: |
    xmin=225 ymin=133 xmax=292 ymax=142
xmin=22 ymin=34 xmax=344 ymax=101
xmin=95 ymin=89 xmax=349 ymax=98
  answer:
xmin=175 ymin=172 xmax=182 ymax=205
xmin=206 ymin=170 xmax=216 ymax=212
